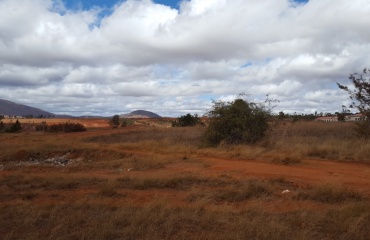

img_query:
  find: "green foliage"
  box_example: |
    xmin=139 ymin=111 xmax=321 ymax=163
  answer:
xmin=278 ymin=111 xmax=285 ymax=119
xmin=172 ymin=113 xmax=200 ymax=127
xmin=35 ymin=121 xmax=48 ymax=132
xmin=35 ymin=122 xmax=86 ymax=133
xmin=51 ymin=122 xmax=87 ymax=133
xmin=280 ymin=113 xmax=316 ymax=122
xmin=5 ymin=119 xmax=22 ymax=133
xmin=109 ymin=115 xmax=120 ymax=128
xmin=202 ymin=97 xmax=270 ymax=146
xmin=337 ymin=68 xmax=370 ymax=138
xmin=120 ymin=118 xmax=134 ymax=128
xmin=337 ymin=113 xmax=345 ymax=122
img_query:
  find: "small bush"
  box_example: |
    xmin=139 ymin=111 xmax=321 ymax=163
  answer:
xmin=109 ymin=115 xmax=120 ymax=128
xmin=121 ymin=118 xmax=134 ymax=128
xmin=0 ymin=121 xmax=4 ymax=131
xmin=5 ymin=119 xmax=22 ymax=133
xmin=172 ymin=113 xmax=201 ymax=127
xmin=37 ymin=122 xmax=87 ymax=133
xmin=203 ymin=97 xmax=271 ymax=146
xmin=35 ymin=121 xmax=48 ymax=132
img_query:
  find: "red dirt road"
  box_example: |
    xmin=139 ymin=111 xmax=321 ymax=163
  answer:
xmin=147 ymin=156 xmax=370 ymax=195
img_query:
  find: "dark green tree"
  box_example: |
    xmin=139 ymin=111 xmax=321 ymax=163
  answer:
xmin=278 ymin=111 xmax=285 ymax=119
xmin=172 ymin=113 xmax=200 ymax=127
xmin=5 ymin=119 xmax=22 ymax=133
xmin=337 ymin=68 xmax=370 ymax=138
xmin=109 ymin=115 xmax=120 ymax=128
xmin=0 ymin=121 xmax=4 ymax=131
xmin=202 ymin=96 xmax=271 ymax=146
xmin=337 ymin=113 xmax=346 ymax=122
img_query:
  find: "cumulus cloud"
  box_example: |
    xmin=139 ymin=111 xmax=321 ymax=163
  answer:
xmin=0 ymin=0 xmax=369 ymax=116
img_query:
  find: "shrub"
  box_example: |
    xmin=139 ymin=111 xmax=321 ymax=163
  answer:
xmin=109 ymin=115 xmax=120 ymax=128
xmin=48 ymin=122 xmax=86 ymax=133
xmin=41 ymin=122 xmax=86 ymax=133
xmin=172 ymin=113 xmax=200 ymax=127
xmin=0 ymin=121 xmax=4 ymax=131
xmin=202 ymin=96 xmax=271 ymax=146
xmin=35 ymin=121 xmax=48 ymax=132
xmin=120 ymin=118 xmax=134 ymax=128
xmin=5 ymin=119 xmax=22 ymax=133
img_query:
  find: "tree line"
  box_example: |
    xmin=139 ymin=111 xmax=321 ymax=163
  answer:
xmin=3 ymin=67 xmax=370 ymax=142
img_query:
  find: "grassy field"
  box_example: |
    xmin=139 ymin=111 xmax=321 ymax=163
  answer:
xmin=1 ymin=119 xmax=370 ymax=239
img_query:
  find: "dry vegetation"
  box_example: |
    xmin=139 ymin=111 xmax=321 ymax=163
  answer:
xmin=1 ymin=119 xmax=370 ymax=239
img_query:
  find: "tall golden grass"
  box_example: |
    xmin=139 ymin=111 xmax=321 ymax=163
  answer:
xmin=265 ymin=121 xmax=370 ymax=162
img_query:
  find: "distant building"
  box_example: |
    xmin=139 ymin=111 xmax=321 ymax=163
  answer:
xmin=315 ymin=116 xmax=338 ymax=122
xmin=345 ymin=113 xmax=367 ymax=122
xmin=315 ymin=113 xmax=368 ymax=122
xmin=0 ymin=114 xmax=24 ymax=119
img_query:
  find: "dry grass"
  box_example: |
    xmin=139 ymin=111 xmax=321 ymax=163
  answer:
xmin=296 ymin=183 xmax=364 ymax=203
xmin=1 ymin=199 xmax=370 ymax=239
xmin=264 ymin=121 xmax=370 ymax=162
xmin=1 ymin=169 xmax=369 ymax=240
xmin=116 ymin=175 xmax=224 ymax=190
xmin=1 ymin=120 xmax=370 ymax=239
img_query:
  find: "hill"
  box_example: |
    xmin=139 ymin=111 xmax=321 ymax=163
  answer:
xmin=0 ymin=99 xmax=55 ymax=117
xmin=120 ymin=110 xmax=161 ymax=118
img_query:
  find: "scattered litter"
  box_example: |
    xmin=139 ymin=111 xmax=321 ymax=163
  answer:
xmin=8 ymin=153 xmax=82 ymax=167
xmin=127 ymin=168 xmax=134 ymax=172
xmin=282 ymin=189 xmax=291 ymax=194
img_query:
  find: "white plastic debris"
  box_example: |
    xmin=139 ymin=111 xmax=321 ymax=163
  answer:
xmin=282 ymin=189 xmax=291 ymax=194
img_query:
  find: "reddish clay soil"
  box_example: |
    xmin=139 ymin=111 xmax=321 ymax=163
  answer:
xmin=2 ymin=154 xmax=369 ymax=213
xmin=205 ymin=157 xmax=370 ymax=191
xmin=1 ymin=121 xmax=370 ymax=212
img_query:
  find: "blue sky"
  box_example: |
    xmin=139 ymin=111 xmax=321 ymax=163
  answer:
xmin=63 ymin=0 xmax=309 ymax=11
xmin=63 ymin=0 xmax=181 ymax=10
xmin=0 ymin=0 xmax=368 ymax=117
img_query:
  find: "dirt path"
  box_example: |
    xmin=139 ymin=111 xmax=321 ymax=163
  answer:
xmin=163 ymin=157 xmax=370 ymax=194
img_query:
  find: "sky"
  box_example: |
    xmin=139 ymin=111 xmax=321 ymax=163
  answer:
xmin=0 ymin=0 xmax=369 ymax=117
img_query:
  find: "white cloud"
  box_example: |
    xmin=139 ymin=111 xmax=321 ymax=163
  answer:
xmin=0 ymin=0 xmax=369 ymax=116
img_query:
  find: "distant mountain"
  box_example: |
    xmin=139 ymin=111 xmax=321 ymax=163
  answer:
xmin=0 ymin=99 xmax=55 ymax=117
xmin=120 ymin=110 xmax=161 ymax=118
